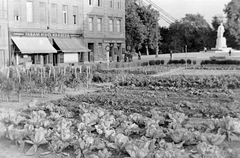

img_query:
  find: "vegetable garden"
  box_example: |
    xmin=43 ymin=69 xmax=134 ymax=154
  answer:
xmin=1 ymin=64 xmax=240 ymax=158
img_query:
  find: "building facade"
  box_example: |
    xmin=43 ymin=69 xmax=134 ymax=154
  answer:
xmin=0 ymin=0 xmax=125 ymax=67
xmin=82 ymin=0 xmax=125 ymax=62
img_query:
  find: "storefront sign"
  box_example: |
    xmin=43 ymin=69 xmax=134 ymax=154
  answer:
xmin=11 ymin=32 xmax=82 ymax=38
xmin=103 ymin=39 xmax=125 ymax=43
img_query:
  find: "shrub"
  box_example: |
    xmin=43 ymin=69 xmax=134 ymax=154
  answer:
xmin=193 ymin=60 xmax=197 ymax=65
xmin=91 ymin=64 xmax=97 ymax=71
xmin=160 ymin=60 xmax=165 ymax=65
xmin=96 ymin=63 xmax=104 ymax=70
xmin=155 ymin=60 xmax=161 ymax=65
xmin=136 ymin=61 xmax=142 ymax=67
xmin=149 ymin=60 xmax=156 ymax=66
xmin=142 ymin=62 xmax=148 ymax=66
xmin=187 ymin=59 xmax=191 ymax=64
xmin=180 ymin=59 xmax=186 ymax=64
xmin=116 ymin=62 xmax=121 ymax=68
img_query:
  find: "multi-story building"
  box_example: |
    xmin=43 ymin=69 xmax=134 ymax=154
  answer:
xmin=83 ymin=0 xmax=126 ymax=62
xmin=0 ymin=0 xmax=126 ymax=67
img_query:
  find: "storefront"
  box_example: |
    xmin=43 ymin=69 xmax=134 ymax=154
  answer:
xmin=103 ymin=38 xmax=125 ymax=62
xmin=53 ymin=38 xmax=90 ymax=66
xmin=83 ymin=38 xmax=125 ymax=63
xmin=10 ymin=31 xmax=89 ymax=67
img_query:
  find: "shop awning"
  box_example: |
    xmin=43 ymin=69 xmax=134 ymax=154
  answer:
xmin=11 ymin=37 xmax=57 ymax=54
xmin=53 ymin=38 xmax=90 ymax=52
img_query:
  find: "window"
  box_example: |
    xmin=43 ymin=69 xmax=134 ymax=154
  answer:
xmin=35 ymin=55 xmax=41 ymax=64
xmin=88 ymin=17 xmax=93 ymax=31
xmin=97 ymin=18 xmax=102 ymax=32
xmin=62 ymin=5 xmax=68 ymax=24
xmin=39 ymin=2 xmax=46 ymax=23
xmin=59 ymin=53 xmax=64 ymax=63
xmin=98 ymin=43 xmax=103 ymax=56
xmin=117 ymin=0 xmax=121 ymax=9
xmin=78 ymin=52 xmax=83 ymax=62
xmin=51 ymin=4 xmax=57 ymax=23
xmin=97 ymin=0 xmax=102 ymax=7
xmin=117 ymin=19 xmax=121 ymax=32
xmin=14 ymin=0 xmax=20 ymax=21
xmin=26 ymin=1 xmax=33 ymax=22
xmin=89 ymin=0 xmax=93 ymax=5
xmin=73 ymin=6 xmax=78 ymax=25
xmin=109 ymin=19 xmax=113 ymax=32
xmin=110 ymin=0 xmax=113 ymax=8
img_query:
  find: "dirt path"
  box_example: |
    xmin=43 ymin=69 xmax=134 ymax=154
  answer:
xmin=151 ymin=68 xmax=240 ymax=77
xmin=151 ymin=67 xmax=185 ymax=77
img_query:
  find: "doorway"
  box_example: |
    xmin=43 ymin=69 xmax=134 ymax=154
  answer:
xmin=88 ymin=43 xmax=94 ymax=62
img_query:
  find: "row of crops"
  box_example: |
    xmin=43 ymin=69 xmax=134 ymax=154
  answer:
xmin=1 ymin=64 xmax=240 ymax=157
xmin=0 ymin=65 xmax=183 ymax=102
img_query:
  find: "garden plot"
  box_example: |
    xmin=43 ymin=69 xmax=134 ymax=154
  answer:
xmin=1 ymin=73 xmax=240 ymax=158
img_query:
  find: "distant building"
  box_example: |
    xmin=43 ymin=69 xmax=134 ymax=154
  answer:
xmin=0 ymin=0 xmax=125 ymax=67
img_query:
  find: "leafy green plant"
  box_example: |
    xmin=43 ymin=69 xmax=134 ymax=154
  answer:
xmin=24 ymin=127 xmax=48 ymax=156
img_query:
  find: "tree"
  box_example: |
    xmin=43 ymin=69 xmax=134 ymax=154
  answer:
xmin=224 ymin=0 xmax=240 ymax=49
xmin=125 ymin=1 xmax=161 ymax=55
xmin=125 ymin=0 xmax=147 ymax=52
xmin=165 ymin=14 xmax=212 ymax=53
xmin=137 ymin=5 xmax=160 ymax=55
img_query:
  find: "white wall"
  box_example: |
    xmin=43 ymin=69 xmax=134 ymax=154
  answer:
xmin=64 ymin=53 xmax=78 ymax=63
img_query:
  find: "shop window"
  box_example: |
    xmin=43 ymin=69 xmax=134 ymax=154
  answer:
xmin=35 ymin=55 xmax=41 ymax=64
xmin=98 ymin=43 xmax=103 ymax=56
xmin=117 ymin=19 xmax=121 ymax=32
xmin=78 ymin=52 xmax=84 ymax=62
xmin=14 ymin=0 xmax=20 ymax=21
xmin=97 ymin=18 xmax=102 ymax=32
xmin=73 ymin=6 xmax=78 ymax=25
xmin=51 ymin=4 xmax=57 ymax=24
xmin=59 ymin=53 xmax=64 ymax=63
xmin=62 ymin=5 xmax=68 ymax=24
xmin=109 ymin=19 xmax=114 ymax=32
xmin=88 ymin=17 xmax=93 ymax=31
xmin=39 ymin=2 xmax=46 ymax=23
xmin=26 ymin=1 xmax=33 ymax=22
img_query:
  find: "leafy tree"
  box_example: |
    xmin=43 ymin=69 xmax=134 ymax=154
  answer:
xmin=136 ymin=5 xmax=160 ymax=54
xmin=125 ymin=0 xmax=161 ymax=55
xmin=163 ymin=14 xmax=212 ymax=53
xmin=224 ymin=0 xmax=240 ymax=49
xmin=125 ymin=0 xmax=147 ymax=52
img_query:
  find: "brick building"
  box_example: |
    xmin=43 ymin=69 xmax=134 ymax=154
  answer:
xmin=0 ymin=0 xmax=126 ymax=67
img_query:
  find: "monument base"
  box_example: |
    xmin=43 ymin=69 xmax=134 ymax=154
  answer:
xmin=215 ymin=37 xmax=227 ymax=49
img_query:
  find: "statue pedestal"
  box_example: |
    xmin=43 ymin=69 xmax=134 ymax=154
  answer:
xmin=215 ymin=37 xmax=227 ymax=49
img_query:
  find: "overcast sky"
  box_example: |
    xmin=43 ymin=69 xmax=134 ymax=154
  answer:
xmin=149 ymin=0 xmax=231 ymax=27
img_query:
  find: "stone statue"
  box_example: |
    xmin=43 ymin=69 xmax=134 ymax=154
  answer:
xmin=217 ymin=23 xmax=225 ymax=38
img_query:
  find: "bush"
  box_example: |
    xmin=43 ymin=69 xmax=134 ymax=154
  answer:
xmin=142 ymin=62 xmax=148 ymax=66
xmin=96 ymin=63 xmax=104 ymax=70
xmin=149 ymin=60 xmax=156 ymax=66
xmin=193 ymin=60 xmax=197 ymax=65
xmin=187 ymin=59 xmax=191 ymax=65
xmin=160 ymin=60 xmax=165 ymax=65
xmin=155 ymin=60 xmax=161 ymax=65
xmin=136 ymin=61 xmax=142 ymax=67
xmin=116 ymin=62 xmax=121 ymax=68
xmin=180 ymin=59 xmax=186 ymax=64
